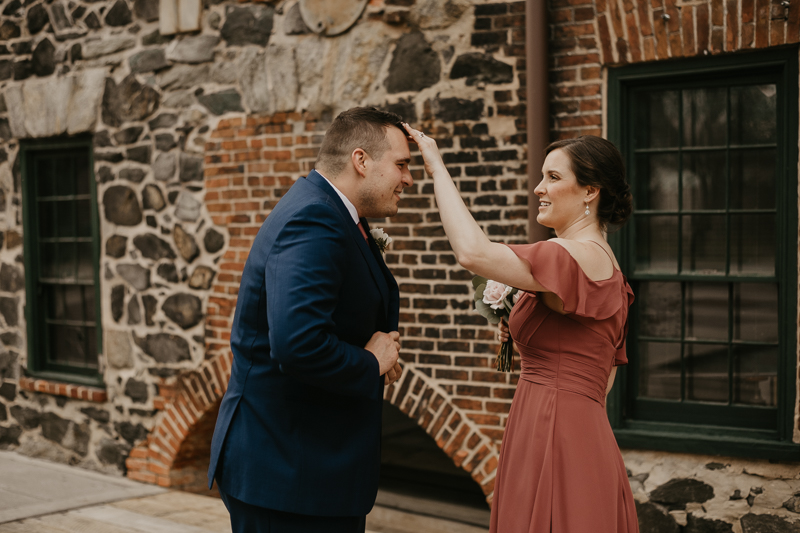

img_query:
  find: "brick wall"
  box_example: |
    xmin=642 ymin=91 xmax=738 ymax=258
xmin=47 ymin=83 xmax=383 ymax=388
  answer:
xmin=549 ymin=0 xmax=799 ymax=141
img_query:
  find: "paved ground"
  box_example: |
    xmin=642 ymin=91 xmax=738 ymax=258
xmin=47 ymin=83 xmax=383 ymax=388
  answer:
xmin=0 ymin=451 xmax=488 ymax=533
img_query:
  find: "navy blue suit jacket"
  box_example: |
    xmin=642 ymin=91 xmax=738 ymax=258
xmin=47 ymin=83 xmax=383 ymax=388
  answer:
xmin=207 ymin=170 xmax=400 ymax=517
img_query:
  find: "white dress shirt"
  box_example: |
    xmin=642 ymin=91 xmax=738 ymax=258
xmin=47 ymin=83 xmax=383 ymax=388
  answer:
xmin=318 ymin=171 xmax=359 ymax=225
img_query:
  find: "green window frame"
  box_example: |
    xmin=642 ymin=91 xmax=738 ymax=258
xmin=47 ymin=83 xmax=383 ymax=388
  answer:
xmin=607 ymin=46 xmax=799 ymax=460
xmin=21 ymin=137 xmax=103 ymax=386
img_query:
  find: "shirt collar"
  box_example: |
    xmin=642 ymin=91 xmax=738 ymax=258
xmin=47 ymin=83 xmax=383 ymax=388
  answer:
xmin=317 ymin=170 xmax=360 ymax=225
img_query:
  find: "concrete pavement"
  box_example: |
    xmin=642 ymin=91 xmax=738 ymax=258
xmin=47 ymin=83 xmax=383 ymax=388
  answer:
xmin=0 ymin=451 xmax=488 ymax=533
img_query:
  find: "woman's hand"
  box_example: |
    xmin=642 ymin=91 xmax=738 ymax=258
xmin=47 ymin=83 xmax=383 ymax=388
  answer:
xmin=498 ymin=317 xmax=510 ymax=343
xmin=403 ymin=123 xmax=447 ymax=178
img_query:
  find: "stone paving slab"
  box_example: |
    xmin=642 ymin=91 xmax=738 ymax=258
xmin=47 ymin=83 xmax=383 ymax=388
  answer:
xmin=0 ymin=451 xmax=165 ymax=524
xmin=0 ymin=450 xmax=487 ymax=533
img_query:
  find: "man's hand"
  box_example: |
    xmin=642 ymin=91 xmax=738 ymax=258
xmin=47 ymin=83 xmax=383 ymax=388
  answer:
xmin=365 ymin=331 xmax=400 ymax=376
xmin=384 ymin=362 xmax=402 ymax=387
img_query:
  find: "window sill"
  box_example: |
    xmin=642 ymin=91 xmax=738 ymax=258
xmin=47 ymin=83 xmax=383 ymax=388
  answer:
xmin=19 ymin=376 xmax=107 ymax=403
xmin=614 ymin=427 xmax=800 ymax=462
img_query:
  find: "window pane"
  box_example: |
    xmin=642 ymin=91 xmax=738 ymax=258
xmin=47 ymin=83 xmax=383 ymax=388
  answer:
xmin=730 ymin=84 xmax=777 ymax=145
xmin=55 ymin=156 xmax=74 ymax=196
xmin=84 ymin=326 xmax=98 ymax=368
xmin=83 ymin=285 xmax=96 ymax=323
xmin=49 ymin=324 xmax=87 ymax=366
xmin=730 ymin=214 xmax=775 ymax=276
xmin=685 ymin=282 xmax=728 ymax=341
xmin=639 ymin=342 xmax=681 ymax=400
xmin=36 ymin=158 xmax=55 ymax=197
xmin=47 ymin=285 xmax=65 ymax=320
xmin=57 ymin=200 xmax=76 ymax=238
xmin=38 ymin=202 xmax=57 ymax=238
xmin=681 ymin=215 xmax=726 ymax=274
xmin=639 ymin=281 xmax=681 ymax=338
xmin=686 ymin=343 xmax=729 ymax=403
xmin=682 ymin=87 xmax=727 ymax=147
xmin=76 ymin=199 xmax=92 ymax=236
xmin=40 ymin=242 xmax=58 ymax=279
xmin=75 ymin=154 xmax=90 ymax=196
xmin=733 ymin=345 xmax=778 ymax=406
xmin=730 ymin=149 xmax=776 ymax=210
xmin=733 ymin=283 xmax=778 ymax=343
xmin=57 ymin=243 xmax=76 ymax=279
xmin=635 ymin=153 xmax=678 ymax=210
xmin=636 ymin=216 xmax=679 ymax=273
xmin=682 ymin=151 xmax=726 ymax=210
xmin=77 ymin=243 xmax=94 ymax=281
xmin=635 ymin=90 xmax=680 ymax=148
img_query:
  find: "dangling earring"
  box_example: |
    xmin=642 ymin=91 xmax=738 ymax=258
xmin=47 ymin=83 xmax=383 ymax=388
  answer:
xmin=584 ymin=202 xmax=590 ymax=216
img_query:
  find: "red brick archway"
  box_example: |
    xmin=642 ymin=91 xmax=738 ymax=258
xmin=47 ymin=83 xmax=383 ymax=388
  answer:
xmin=126 ymin=352 xmax=500 ymax=498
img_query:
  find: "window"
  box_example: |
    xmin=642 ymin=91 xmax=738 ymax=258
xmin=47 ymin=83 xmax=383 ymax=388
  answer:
xmin=607 ymin=47 xmax=799 ymax=459
xmin=21 ymin=138 xmax=103 ymax=385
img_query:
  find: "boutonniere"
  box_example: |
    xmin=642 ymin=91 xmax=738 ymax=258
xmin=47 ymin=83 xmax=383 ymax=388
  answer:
xmin=370 ymin=228 xmax=392 ymax=254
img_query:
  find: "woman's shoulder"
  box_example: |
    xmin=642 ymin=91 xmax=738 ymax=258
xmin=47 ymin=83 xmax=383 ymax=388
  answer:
xmin=546 ymin=238 xmax=619 ymax=281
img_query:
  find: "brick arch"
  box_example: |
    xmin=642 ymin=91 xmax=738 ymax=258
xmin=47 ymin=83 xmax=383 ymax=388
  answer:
xmin=125 ymin=353 xmax=230 ymax=491
xmin=384 ymin=363 xmax=501 ymax=500
xmin=126 ymin=351 xmax=501 ymax=500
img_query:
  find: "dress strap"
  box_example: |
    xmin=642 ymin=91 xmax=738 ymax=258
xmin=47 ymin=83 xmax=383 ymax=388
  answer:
xmin=587 ymin=240 xmax=618 ymax=271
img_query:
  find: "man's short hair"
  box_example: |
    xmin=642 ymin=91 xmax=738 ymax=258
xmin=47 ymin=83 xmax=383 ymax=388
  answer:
xmin=316 ymin=107 xmax=405 ymax=176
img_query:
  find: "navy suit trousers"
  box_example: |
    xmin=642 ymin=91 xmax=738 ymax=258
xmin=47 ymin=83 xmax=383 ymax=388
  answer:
xmin=219 ymin=490 xmax=366 ymax=533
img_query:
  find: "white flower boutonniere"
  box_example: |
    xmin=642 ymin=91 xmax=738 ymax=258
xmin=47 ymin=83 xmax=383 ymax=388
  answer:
xmin=370 ymin=228 xmax=392 ymax=253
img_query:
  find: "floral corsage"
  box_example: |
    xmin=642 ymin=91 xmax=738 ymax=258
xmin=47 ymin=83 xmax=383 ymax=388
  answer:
xmin=370 ymin=228 xmax=393 ymax=253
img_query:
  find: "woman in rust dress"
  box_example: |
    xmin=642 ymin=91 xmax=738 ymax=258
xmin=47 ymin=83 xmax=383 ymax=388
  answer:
xmin=405 ymin=125 xmax=638 ymax=533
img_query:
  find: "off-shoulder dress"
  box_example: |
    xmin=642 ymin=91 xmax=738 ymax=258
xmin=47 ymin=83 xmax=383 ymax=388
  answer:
xmin=489 ymin=240 xmax=639 ymax=533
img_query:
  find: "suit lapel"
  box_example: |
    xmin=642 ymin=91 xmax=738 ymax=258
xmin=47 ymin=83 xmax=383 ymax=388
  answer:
xmin=361 ymin=218 xmax=398 ymax=322
xmin=305 ymin=171 xmax=391 ymax=317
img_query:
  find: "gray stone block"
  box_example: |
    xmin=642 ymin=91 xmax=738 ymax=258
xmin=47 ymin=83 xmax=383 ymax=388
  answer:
xmin=188 ymin=266 xmax=215 ymax=290
xmin=103 ymin=185 xmax=142 ymax=226
xmin=221 ymin=4 xmax=273 ymax=46
xmin=82 ymin=37 xmax=136 ymax=59
xmin=197 ymin=88 xmax=243 ymax=115
xmin=165 ymin=34 xmax=218 ymax=64
xmin=128 ymin=295 xmax=142 ymax=326
xmin=111 ymin=284 xmax=124 ymax=322
xmin=162 ymin=293 xmax=202 ymax=329
xmin=124 ymin=378 xmax=147 ymax=404
xmin=116 ymin=264 xmax=151 ymax=290
xmin=174 ymin=191 xmax=201 ymax=222
xmin=133 ymin=234 xmax=176 ymax=261
xmin=136 ymin=333 xmax=191 ymax=363
xmin=106 ymin=329 xmax=133 ymax=369
xmin=40 ymin=412 xmax=70 ymax=444
xmin=142 ymin=184 xmax=166 ymax=211
xmin=105 ymin=0 xmax=132 ymax=26
xmin=173 ymin=224 xmax=199 ymax=262
xmin=203 ymin=228 xmax=225 ymax=254
xmin=153 ymin=152 xmax=176 ymax=181
xmin=386 ymin=32 xmax=440 ymax=94
xmin=10 ymin=406 xmax=41 ymax=430
xmin=0 ymin=263 xmax=24 ymax=292
xmin=128 ymin=49 xmax=169 ymax=73
xmin=450 ymin=53 xmax=513 ymax=86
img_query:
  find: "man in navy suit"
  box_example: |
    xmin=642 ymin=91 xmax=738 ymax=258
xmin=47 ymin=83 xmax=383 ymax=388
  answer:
xmin=208 ymin=107 xmax=412 ymax=532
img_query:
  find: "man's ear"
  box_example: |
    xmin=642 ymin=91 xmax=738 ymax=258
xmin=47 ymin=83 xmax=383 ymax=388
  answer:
xmin=351 ymin=148 xmax=368 ymax=178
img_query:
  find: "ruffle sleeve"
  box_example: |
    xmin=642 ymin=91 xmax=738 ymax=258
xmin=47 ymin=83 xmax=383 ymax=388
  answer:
xmin=613 ymin=282 xmax=635 ymax=366
xmin=507 ymin=240 xmax=630 ymax=321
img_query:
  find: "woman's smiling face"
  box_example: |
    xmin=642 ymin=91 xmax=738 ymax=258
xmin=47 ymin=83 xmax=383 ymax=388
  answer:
xmin=534 ymin=148 xmax=590 ymax=231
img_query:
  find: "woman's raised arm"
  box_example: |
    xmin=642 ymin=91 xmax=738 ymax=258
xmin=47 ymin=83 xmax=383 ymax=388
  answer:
xmin=404 ymin=123 xmax=546 ymax=293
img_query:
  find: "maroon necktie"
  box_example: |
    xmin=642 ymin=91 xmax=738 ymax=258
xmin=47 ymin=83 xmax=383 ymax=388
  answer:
xmin=356 ymin=221 xmax=368 ymax=241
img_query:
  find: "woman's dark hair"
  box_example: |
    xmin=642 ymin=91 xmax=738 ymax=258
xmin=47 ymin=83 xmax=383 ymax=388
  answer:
xmin=545 ymin=135 xmax=633 ymax=229
xmin=316 ymin=107 xmax=405 ymax=176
